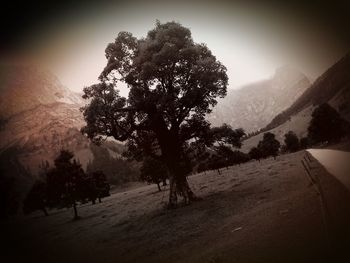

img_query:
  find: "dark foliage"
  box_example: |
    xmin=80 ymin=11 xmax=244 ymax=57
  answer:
xmin=248 ymin=147 xmax=262 ymax=161
xmin=197 ymin=148 xmax=249 ymax=173
xmin=299 ymin=137 xmax=310 ymax=149
xmin=87 ymin=144 xmax=139 ymax=185
xmin=0 ymin=175 xmax=19 ymax=218
xmin=0 ymin=147 xmax=32 ymax=219
xmin=81 ymin=171 xmax=110 ymax=204
xmin=0 ymin=118 xmax=7 ymax=131
xmin=257 ymin=132 xmax=280 ymax=159
xmin=284 ymin=131 xmax=300 ymax=152
xmin=308 ymin=103 xmax=349 ymax=144
xmin=22 ymin=153 xmax=111 ymax=218
xmin=140 ymin=157 xmax=168 ymax=191
xmin=209 ymin=125 xmax=245 ymax=148
xmin=23 ymin=180 xmax=48 ymax=216
xmin=191 ymin=124 xmax=246 ymax=173
xmin=46 ymin=150 xmax=86 ymax=219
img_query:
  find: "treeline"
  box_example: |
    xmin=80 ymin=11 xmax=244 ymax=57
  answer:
xmin=0 ymin=145 xmax=138 ymax=220
xmin=87 ymin=143 xmax=140 ymax=185
xmin=137 ymin=103 xmax=350 ymax=191
xmin=197 ymin=103 xmax=350 ymax=175
xmin=23 ymin=150 xmax=110 ymax=220
xmin=0 ymin=147 xmax=32 ymax=219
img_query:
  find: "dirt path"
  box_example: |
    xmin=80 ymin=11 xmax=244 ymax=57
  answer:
xmin=2 ymin=151 xmax=350 ymax=263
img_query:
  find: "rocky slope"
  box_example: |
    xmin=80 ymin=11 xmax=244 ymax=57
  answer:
xmin=0 ymin=66 xmax=123 ymax=174
xmin=208 ymin=66 xmax=310 ymax=132
xmin=0 ymin=66 xmax=83 ymax=119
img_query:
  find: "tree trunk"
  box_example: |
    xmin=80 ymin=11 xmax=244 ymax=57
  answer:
xmin=167 ymin=171 xmax=198 ymax=208
xmin=73 ymin=201 xmax=79 ymax=220
xmin=162 ymin=179 xmax=167 ymax=186
xmin=168 ymin=175 xmax=178 ymax=208
xmin=42 ymin=207 xmax=49 ymax=216
xmin=98 ymin=197 xmax=102 ymax=203
xmin=157 ymin=182 xmax=161 ymax=192
xmin=150 ymin=113 xmax=198 ymax=208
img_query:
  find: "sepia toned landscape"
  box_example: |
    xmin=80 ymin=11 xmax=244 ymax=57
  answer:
xmin=1 ymin=1 xmax=350 ymax=262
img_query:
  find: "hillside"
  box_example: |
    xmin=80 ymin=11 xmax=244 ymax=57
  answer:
xmin=242 ymin=53 xmax=350 ymax=152
xmin=0 ymin=66 xmax=137 ymax=181
xmin=4 ymin=151 xmax=350 ymax=262
xmin=0 ymin=66 xmax=83 ymax=119
xmin=264 ymin=53 xmax=350 ymax=131
xmin=208 ymin=66 xmax=310 ymax=132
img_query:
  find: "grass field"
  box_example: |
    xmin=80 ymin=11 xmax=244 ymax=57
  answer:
xmin=3 ymin=150 xmax=350 ymax=263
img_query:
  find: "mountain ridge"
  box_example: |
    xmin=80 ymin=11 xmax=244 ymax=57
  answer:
xmin=208 ymin=66 xmax=310 ymax=132
xmin=264 ymin=53 xmax=350 ymax=131
xmin=241 ymin=53 xmax=350 ymax=152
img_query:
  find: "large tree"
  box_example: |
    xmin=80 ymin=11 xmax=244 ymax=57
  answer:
xmin=81 ymin=21 xmax=228 ymax=207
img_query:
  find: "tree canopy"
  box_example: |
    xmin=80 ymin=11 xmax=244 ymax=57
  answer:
xmin=308 ymin=103 xmax=348 ymax=143
xmin=23 ymin=180 xmax=48 ymax=216
xmin=284 ymin=131 xmax=300 ymax=152
xmin=46 ymin=150 xmax=86 ymax=219
xmin=140 ymin=157 xmax=168 ymax=191
xmin=257 ymin=132 xmax=280 ymax=158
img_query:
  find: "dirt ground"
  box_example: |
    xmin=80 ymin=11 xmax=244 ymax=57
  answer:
xmin=2 ymin=150 xmax=350 ymax=263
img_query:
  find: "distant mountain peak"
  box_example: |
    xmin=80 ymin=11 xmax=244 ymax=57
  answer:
xmin=0 ymin=65 xmax=84 ymax=119
xmin=207 ymin=67 xmax=310 ymax=132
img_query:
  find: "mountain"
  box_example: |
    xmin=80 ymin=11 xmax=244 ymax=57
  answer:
xmin=0 ymin=66 xmax=83 ymax=119
xmin=0 ymin=66 xmax=136 ymax=181
xmin=265 ymin=53 xmax=350 ymax=130
xmin=241 ymin=53 xmax=350 ymax=152
xmin=0 ymin=66 xmax=91 ymax=171
xmin=208 ymin=66 xmax=311 ymax=132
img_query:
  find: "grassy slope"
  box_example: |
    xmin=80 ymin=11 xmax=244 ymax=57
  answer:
xmin=3 ymin=151 xmax=350 ymax=263
xmin=241 ymin=106 xmax=314 ymax=153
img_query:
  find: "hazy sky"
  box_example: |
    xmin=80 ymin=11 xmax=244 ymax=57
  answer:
xmin=3 ymin=0 xmax=349 ymax=94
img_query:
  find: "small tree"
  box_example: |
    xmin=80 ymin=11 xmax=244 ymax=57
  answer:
xmin=23 ymin=180 xmax=48 ymax=216
xmin=284 ymin=131 xmax=300 ymax=152
xmin=140 ymin=157 xmax=168 ymax=191
xmin=214 ymin=145 xmax=234 ymax=168
xmin=308 ymin=103 xmax=348 ymax=144
xmin=91 ymin=171 xmax=110 ymax=203
xmin=299 ymin=136 xmax=309 ymax=149
xmin=80 ymin=171 xmax=110 ymax=204
xmin=257 ymin=132 xmax=280 ymax=159
xmin=46 ymin=150 xmax=86 ymax=220
xmin=249 ymin=147 xmax=262 ymax=162
xmin=190 ymin=125 xmax=245 ymax=173
xmin=231 ymin=150 xmax=250 ymax=165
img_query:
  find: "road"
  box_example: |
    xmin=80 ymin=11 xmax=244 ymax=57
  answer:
xmin=307 ymin=149 xmax=350 ymax=191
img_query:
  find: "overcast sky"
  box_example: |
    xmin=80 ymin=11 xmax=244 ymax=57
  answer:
xmin=2 ymin=0 xmax=348 ymax=94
